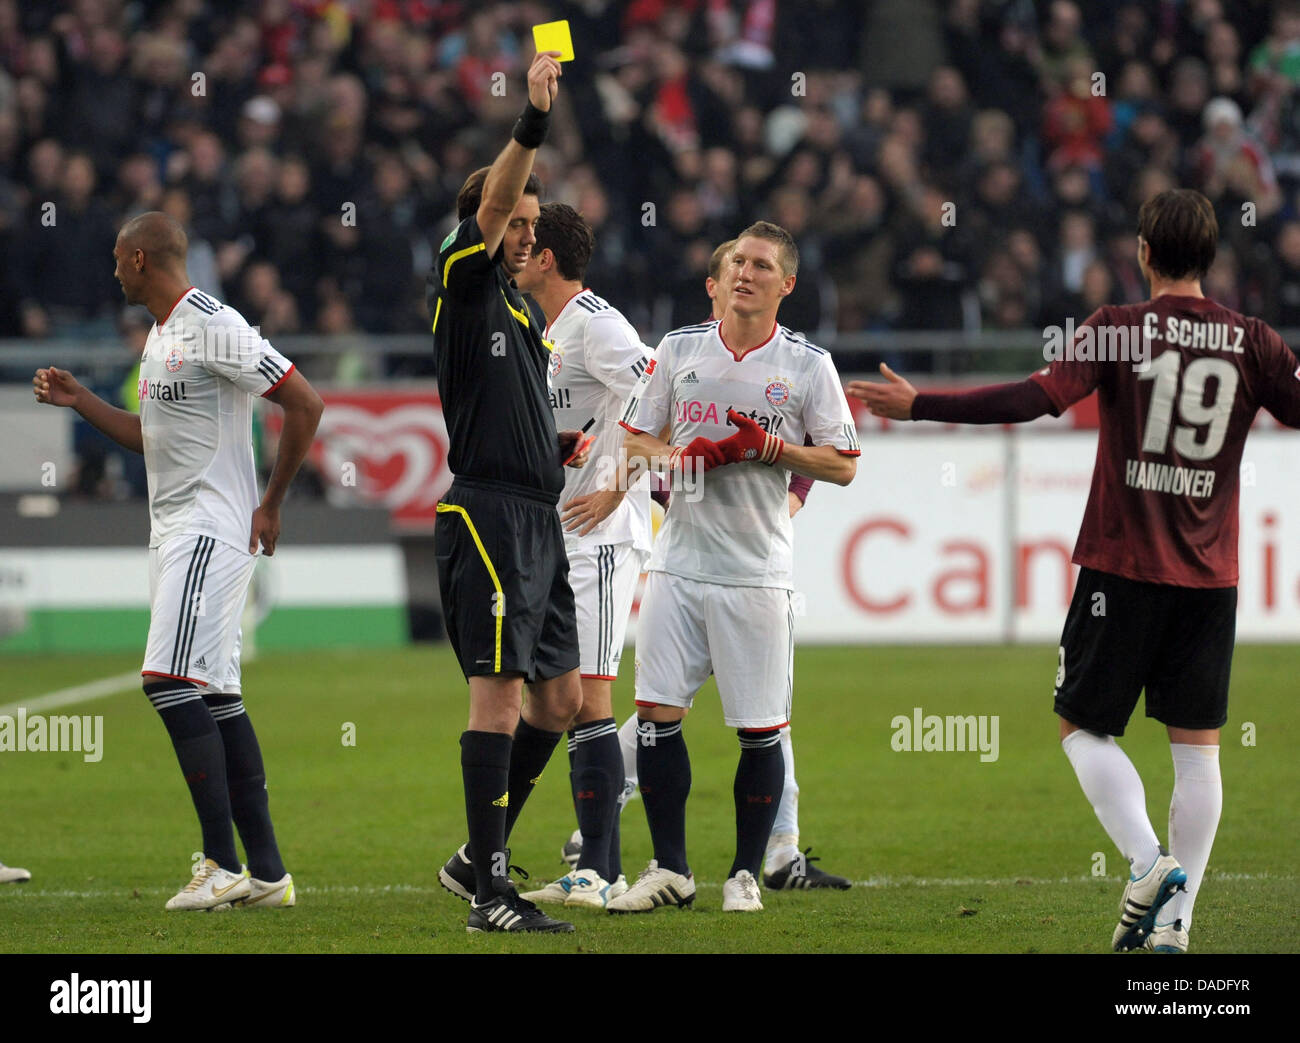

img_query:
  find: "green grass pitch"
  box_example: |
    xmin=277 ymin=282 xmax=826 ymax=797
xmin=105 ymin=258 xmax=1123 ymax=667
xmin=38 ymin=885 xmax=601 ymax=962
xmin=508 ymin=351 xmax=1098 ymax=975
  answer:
xmin=1 ymin=645 xmax=1296 ymax=953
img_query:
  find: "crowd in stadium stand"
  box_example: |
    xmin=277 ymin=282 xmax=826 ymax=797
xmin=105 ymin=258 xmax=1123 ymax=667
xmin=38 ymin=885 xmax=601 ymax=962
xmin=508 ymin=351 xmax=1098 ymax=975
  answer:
xmin=2 ymin=0 xmax=1299 ymax=354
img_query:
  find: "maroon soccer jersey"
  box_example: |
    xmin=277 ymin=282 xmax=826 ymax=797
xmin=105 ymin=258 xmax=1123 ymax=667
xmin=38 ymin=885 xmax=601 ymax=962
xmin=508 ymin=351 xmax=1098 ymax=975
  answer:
xmin=1030 ymin=295 xmax=1300 ymax=587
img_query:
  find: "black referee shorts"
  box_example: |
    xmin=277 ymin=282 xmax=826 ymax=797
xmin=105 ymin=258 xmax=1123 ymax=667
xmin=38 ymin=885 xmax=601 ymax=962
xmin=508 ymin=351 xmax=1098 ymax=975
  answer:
xmin=1053 ymin=566 xmax=1236 ymax=736
xmin=435 ymin=477 xmax=579 ymax=682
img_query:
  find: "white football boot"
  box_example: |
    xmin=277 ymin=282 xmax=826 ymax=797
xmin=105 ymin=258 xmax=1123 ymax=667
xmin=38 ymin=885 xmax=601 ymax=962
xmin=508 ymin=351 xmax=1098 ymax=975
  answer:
xmin=1143 ymin=919 xmax=1189 ymax=953
xmin=1113 ymin=848 xmax=1187 ymax=951
xmin=519 ymin=872 xmax=580 ymax=905
xmin=0 ymin=862 xmax=31 ymax=884
xmin=722 ymin=869 xmax=764 ymax=912
xmin=235 ymin=871 xmax=296 ymax=909
xmin=605 ymin=860 xmax=695 ymax=913
xmin=563 ymin=868 xmax=616 ymax=909
xmin=164 ymin=858 xmax=251 ymax=911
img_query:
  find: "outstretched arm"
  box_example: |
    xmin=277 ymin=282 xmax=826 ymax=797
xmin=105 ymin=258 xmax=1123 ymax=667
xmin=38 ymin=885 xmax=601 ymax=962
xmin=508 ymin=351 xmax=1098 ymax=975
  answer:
xmin=847 ymin=363 xmax=1056 ymax=424
xmin=33 ymin=367 xmax=143 ymax=454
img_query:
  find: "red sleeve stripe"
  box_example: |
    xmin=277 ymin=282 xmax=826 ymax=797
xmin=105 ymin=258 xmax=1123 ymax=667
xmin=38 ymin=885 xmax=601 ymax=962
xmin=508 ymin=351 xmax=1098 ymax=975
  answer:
xmin=262 ymin=362 xmax=296 ymax=397
xmin=619 ymin=421 xmax=646 ymax=434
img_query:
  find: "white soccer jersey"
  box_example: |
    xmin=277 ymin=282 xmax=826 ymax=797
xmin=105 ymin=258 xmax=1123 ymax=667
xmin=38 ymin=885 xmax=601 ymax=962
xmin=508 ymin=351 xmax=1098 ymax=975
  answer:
xmin=138 ymin=287 xmax=295 ymax=550
xmin=546 ymin=288 xmax=653 ymax=552
xmin=620 ymin=320 xmax=860 ymax=589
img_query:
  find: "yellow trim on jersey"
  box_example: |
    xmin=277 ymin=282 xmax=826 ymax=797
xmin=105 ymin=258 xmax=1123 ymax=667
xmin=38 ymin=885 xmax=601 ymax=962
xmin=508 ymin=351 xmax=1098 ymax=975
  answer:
xmin=436 ymin=502 xmax=504 ymax=673
xmin=443 ymin=242 xmax=486 ymax=288
xmin=431 ymin=295 xmax=442 ymax=334
xmin=501 ymin=290 xmax=532 ymax=330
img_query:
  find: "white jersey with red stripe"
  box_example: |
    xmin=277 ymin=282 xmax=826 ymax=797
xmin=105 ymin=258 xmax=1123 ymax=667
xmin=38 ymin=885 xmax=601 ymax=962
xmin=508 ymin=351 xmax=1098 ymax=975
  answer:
xmin=138 ymin=287 xmax=295 ymax=550
xmin=620 ymin=319 xmax=860 ymax=589
xmin=546 ymin=288 xmax=653 ymax=553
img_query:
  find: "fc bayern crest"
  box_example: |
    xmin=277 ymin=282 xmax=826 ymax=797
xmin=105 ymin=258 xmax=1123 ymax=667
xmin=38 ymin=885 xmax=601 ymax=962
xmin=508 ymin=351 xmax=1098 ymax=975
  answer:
xmin=164 ymin=347 xmax=184 ymax=373
xmin=765 ymin=380 xmax=790 ymax=407
xmin=549 ymin=351 xmax=563 ymax=378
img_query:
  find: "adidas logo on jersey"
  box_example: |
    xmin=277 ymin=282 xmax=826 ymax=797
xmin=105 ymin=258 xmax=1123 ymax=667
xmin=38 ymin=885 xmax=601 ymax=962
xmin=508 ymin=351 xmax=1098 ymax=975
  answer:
xmin=680 ymin=371 xmax=699 ymax=385
xmin=194 ymin=656 xmax=207 ymax=670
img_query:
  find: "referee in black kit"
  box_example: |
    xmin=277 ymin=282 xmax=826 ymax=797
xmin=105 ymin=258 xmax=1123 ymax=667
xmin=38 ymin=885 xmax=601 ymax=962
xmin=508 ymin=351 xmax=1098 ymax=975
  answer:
xmin=429 ymin=50 xmax=591 ymax=933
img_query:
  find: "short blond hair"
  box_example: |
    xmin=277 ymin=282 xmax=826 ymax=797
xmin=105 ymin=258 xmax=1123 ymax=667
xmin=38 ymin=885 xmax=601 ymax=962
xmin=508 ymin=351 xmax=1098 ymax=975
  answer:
xmin=736 ymin=221 xmax=798 ymax=277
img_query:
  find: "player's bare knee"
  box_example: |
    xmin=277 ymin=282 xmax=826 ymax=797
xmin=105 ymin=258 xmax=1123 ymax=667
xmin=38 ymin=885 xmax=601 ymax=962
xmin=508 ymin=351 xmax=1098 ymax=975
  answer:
xmin=576 ymin=678 xmax=613 ymax=723
xmin=636 ymin=702 xmax=686 ymax=724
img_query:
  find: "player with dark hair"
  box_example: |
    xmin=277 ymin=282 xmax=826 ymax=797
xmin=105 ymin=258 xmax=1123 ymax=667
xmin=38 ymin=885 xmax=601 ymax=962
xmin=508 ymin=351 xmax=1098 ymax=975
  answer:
xmin=429 ymin=51 xmax=593 ymax=934
xmin=850 ymin=188 xmax=1300 ymax=952
xmin=610 ymin=220 xmax=860 ymax=912
xmin=507 ymin=202 xmax=651 ymax=908
xmin=33 ymin=210 xmax=323 ymax=910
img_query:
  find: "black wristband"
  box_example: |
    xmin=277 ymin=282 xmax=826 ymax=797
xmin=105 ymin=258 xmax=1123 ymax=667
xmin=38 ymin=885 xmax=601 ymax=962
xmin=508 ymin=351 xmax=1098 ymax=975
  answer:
xmin=512 ymin=101 xmax=551 ymax=149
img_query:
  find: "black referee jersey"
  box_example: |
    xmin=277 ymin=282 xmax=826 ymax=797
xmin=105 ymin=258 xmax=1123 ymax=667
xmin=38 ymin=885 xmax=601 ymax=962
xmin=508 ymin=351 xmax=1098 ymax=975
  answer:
xmin=428 ymin=214 xmax=564 ymax=500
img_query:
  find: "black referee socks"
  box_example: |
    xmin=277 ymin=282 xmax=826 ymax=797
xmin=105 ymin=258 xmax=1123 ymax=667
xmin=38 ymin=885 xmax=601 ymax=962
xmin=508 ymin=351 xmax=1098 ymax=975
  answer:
xmin=503 ymin=717 xmax=563 ymax=841
xmin=461 ymin=730 xmax=513 ymax=902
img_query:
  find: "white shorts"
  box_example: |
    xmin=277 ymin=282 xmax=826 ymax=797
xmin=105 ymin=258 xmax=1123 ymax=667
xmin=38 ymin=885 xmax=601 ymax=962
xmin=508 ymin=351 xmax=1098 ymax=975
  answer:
xmin=633 ymin=571 xmax=793 ymax=730
xmin=569 ymin=541 xmax=648 ymax=679
xmin=143 ymin=534 xmax=256 ymax=693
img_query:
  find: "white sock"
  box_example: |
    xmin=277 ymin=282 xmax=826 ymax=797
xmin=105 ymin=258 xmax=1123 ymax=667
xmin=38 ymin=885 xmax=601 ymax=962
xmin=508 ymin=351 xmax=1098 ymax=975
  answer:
xmin=616 ymin=713 xmax=639 ymax=810
xmin=1062 ymin=729 xmax=1161 ymax=877
xmin=1164 ymin=743 xmax=1221 ymax=930
xmin=765 ymin=726 xmax=800 ymax=871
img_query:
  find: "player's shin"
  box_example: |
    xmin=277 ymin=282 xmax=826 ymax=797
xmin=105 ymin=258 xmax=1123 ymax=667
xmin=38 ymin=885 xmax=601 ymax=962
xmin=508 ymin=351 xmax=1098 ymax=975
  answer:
xmin=570 ymin=718 xmax=622 ymax=881
xmin=1062 ymin=728 xmax=1161 ymax=875
xmin=731 ymin=729 xmax=785 ymax=879
xmin=461 ymin=731 xmax=513 ymax=902
xmin=502 ymin=717 xmax=563 ymax=841
xmin=636 ymin=718 xmax=691 ymax=875
xmin=145 ymin=680 xmax=239 ymax=872
xmin=203 ymin=693 xmax=286 ymax=882
xmin=1164 ymin=744 xmax=1222 ymax=929
xmin=618 ymin=713 xmax=639 ymax=804
xmin=765 ymin=725 xmax=800 ymax=873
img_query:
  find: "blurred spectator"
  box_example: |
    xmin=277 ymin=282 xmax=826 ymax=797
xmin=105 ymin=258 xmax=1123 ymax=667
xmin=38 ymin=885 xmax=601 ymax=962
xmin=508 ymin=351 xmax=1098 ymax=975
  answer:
xmin=1270 ymin=220 xmax=1300 ymax=326
xmin=1042 ymin=58 xmax=1113 ymax=174
xmin=17 ymin=151 xmax=117 ymax=337
xmin=1193 ymin=97 xmax=1281 ymax=222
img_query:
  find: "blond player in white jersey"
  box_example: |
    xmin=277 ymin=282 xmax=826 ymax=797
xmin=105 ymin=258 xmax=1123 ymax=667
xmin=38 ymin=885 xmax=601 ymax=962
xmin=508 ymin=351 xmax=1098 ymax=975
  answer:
xmin=507 ymin=203 xmax=651 ymax=909
xmin=609 ymin=221 xmax=860 ymax=913
xmin=34 ymin=211 xmax=323 ymax=911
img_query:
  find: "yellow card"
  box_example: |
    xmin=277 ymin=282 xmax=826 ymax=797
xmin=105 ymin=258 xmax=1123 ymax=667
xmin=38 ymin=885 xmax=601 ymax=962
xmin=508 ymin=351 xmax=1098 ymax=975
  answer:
xmin=532 ymin=20 xmax=575 ymax=62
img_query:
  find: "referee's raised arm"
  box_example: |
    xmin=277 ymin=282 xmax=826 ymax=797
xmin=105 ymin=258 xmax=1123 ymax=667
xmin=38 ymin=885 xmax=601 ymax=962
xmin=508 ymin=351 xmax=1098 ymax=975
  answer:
xmin=475 ymin=51 xmax=562 ymax=257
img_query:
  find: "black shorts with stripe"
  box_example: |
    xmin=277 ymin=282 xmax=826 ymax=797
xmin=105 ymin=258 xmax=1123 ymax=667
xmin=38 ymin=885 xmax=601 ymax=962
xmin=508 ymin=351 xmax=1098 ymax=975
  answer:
xmin=1053 ymin=566 xmax=1236 ymax=736
xmin=434 ymin=477 xmax=579 ymax=682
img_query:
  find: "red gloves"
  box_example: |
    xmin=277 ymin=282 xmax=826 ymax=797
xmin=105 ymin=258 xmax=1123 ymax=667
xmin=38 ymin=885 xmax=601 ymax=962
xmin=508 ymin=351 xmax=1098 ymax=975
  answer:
xmin=669 ymin=436 xmax=727 ymax=472
xmin=717 ymin=408 xmax=784 ymax=465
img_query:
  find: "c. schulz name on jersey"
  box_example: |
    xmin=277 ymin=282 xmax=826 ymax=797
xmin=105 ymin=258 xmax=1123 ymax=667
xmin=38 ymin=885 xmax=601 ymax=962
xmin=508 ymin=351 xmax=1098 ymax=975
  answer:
xmin=674 ymin=399 xmax=786 ymax=435
xmin=137 ymin=378 xmax=188 ymax=402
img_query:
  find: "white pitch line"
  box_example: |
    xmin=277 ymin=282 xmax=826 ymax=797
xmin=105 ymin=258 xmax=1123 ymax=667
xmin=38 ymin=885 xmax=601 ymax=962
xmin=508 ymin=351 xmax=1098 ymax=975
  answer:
xmin=0 ymin=671 xmax=140 ymax=718
xmin=5 ymin=872 xmax=1289 ymax=900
